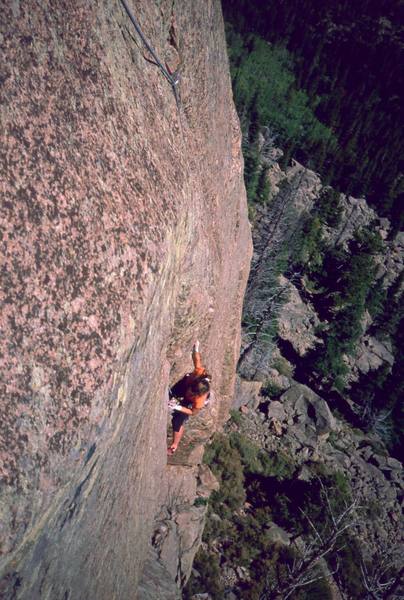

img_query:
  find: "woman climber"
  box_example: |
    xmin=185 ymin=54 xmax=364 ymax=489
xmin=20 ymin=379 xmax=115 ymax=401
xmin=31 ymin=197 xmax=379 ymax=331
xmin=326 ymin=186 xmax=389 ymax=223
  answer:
xmin=167 ymin=341 xmax=211 ymax=455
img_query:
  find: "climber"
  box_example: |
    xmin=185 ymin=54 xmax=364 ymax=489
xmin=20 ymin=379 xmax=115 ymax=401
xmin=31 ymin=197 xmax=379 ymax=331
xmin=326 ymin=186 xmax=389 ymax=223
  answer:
xmin=167 ymin=341 xmax=211 ymax=455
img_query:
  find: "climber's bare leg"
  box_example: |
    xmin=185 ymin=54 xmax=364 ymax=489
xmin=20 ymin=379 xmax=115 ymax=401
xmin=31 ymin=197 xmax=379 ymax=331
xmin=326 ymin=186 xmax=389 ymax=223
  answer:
xmin=168 ymin=425 xmax=184 ymax=455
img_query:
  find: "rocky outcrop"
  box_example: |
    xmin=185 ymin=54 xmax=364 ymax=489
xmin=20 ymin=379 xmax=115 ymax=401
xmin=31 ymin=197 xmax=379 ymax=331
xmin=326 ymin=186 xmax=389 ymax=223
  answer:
xmin=232 ymin=376 xmax=263 ymax=410
xmin=280 ymin=383 xmax=337 ymax=439
xmin=0 ymin=1 xmax=251 ymax=598
xmin=374 ymin=231 xmax=404 ymax=288
xmin=229 ymin=388 xmax=403 ymax=565
xmin=239 ymin=144 xmax=403 ymax=391
xmin=346 ymin=334 xmax=395 ymax=379
xmin=139 ymin=465 xmax=219 ymax=599
xmin=323 ymin=194 xmax=378 ymax=248
xmin=238 ymin=161 xmax=322 ymax=380
xmin=276 ymin=275 xmax=321 ymax=356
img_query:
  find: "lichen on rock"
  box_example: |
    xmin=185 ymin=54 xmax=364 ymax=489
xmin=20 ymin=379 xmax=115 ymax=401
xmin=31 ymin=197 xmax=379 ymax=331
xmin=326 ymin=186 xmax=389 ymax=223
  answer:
xmin=0 ymin=1 xmax=251 ymax=598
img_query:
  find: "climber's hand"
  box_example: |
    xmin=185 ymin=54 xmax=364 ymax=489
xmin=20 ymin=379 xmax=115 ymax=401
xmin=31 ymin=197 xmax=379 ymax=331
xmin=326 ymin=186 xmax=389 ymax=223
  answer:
xmin=172 ymin=405 xmax=183 ymax=412
xmin=193 ymin=340 xmax=200 ymax=353
xmin=168 ymin=398 xmax=181 ymax=412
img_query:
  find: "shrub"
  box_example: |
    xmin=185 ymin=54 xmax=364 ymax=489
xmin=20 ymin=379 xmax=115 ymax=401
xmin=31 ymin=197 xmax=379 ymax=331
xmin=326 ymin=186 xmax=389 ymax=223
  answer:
xmin=203 ymin=508 xmax=236 ymax=543
xmin=194 ymin=497 xmax=208 ymax=507
xmin=201 ymin=428 xmax=359 ymax=600
xmin=272 ymin=356 xmax=294 ymax=378
xmin=229 ymin=409 xmax=243 ymax=426
xmin=203 ymin=434 xmax=246 ymax=517
xmin=229 ymin=431 xmax=264 ymax=473
xmin=183 ymin=548 xmax=224 ymax=600
xmin=317 ymin=187 xmax=343 ymax=227
xmin=330 ymin=534 xmax=367 ymax=598
xmin=293 ymin=215 xmax=324 ymax=272
xmin=260 ymin=451 xmax=295 ymax=479
xmin=295 ymin=573 xmax=334 ymax=599
xmin=261 ymin=380 xmax=284 ymax=398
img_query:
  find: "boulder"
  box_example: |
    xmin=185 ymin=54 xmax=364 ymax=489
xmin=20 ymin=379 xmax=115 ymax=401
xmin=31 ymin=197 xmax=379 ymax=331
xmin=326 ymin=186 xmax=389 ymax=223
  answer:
xmin=266 ymin=162 xmax=285 ymax=199
xmin=324 ymin=194 xmax=377 ymax=249
xmin=235 ymin=566 xmax=250 ymax=581
xmin=348 ymin=335 xmax=394 ymax=378
xmin=232 ymin=376 xmax=263 ymax=410
xmin=374 ymin=231 xmax=404 ymax=287
xmin=386 ymin=457 xmax=403 ymax=471
xmin=266 ymin=368 xmax=291 ymax=392
xmin=280 ymin=384 xmax=336 ymax=439
xmin=297 ymin=465 xmax=312 ymax=481
xmin=197 ymin=465 xmax=220 ymax=497
xmin=267 ymin=401 xmax=287 ymax=422
xmin=277 ymin=276 xmax=322 ymax=356
xmin=269 ymin=418 xmax=283 ymax=436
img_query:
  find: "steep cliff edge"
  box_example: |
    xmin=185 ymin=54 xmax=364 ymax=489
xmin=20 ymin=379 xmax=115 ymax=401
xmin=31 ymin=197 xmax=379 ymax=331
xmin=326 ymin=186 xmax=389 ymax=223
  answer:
xmin=0 ymin=2 xmax=252 ymax=598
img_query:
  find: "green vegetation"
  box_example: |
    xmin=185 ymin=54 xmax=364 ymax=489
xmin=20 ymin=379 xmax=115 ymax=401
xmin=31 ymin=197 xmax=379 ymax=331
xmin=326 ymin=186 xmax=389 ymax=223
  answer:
xmin=224 ymin=0 xmax=403 ymax=456
xmin=315 ymin=231 xmax=382 ymax=385
xmin=292 ymin=228 xmax=385 ymax=389
xmin=227 ymin=12 xmax=398 ymax=393
xmin=202 ymin=433 xmax=246 ymax=518
xmin=229 ymin=409 xmax=243 ymax=426
xmin=226 ymin=27 xmax=337 ymax=205
xmin=185 ymin=426 xmax=359 ymax=599
xmin=193 ymin=497 xmax=208 ymax=507
xmin=223 ymin=0 xmax=404 ymax=230
xmin=294 ymin=215 xmax=324 ymax=273
xmin=228 ymin=431 xmax=295 ymax=480
xmin=316 ymin=187 xmax=343 ymax=227
xmin=289 ymin=187 xmax=343 ymax=278
xmin=261 ymin=380 xmax=283 ymax=398
xmin=272 ymin=356 xmax=294 ymax=378
xmin=183 ymin=548 xmax=224 ymax=599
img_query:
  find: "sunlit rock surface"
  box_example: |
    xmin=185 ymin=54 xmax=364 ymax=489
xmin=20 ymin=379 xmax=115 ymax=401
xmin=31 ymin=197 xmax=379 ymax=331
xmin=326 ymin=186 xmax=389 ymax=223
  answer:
xmin=0 ymin=1 xmax=251 ymax=598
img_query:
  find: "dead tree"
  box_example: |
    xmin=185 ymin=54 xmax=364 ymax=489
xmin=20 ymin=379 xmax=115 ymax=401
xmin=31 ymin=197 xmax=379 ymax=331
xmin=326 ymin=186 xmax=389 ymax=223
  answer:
xmin=260 ymin=479 xmax=361 ymax=600
xmin=360 ymin=546 xmax=404 ymax=600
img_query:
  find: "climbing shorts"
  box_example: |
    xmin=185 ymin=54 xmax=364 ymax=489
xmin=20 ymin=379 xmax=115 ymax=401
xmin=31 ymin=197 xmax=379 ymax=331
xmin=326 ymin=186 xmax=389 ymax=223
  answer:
xmin=172 ymin=405 xmax=190 ymax=432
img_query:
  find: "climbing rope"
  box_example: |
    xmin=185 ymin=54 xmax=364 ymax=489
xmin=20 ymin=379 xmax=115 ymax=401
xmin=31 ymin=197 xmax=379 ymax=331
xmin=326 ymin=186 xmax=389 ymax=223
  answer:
xmin=119 ymin=0 xmax=180 ymax=108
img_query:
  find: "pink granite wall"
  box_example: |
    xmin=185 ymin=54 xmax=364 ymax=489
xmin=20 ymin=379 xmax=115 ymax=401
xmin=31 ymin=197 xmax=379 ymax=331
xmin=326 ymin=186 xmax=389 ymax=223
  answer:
xmin=0 ymin=1 xmax=251 ymax=597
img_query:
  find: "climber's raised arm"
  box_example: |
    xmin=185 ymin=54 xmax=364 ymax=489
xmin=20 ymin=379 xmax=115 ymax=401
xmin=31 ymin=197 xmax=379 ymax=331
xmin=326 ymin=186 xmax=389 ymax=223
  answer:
xmin=192 ymin=340 xmax=204 ymax=373
xmin=168 ymin=341 xmax=212 ymax=455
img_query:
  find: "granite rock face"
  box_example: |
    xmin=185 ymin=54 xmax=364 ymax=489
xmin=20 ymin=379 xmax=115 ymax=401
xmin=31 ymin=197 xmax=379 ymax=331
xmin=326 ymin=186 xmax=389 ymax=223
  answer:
xmin=346 ymin=334 xmax=395 ymax=379
xmin=0 ymin=1 xmax=251 ymax=598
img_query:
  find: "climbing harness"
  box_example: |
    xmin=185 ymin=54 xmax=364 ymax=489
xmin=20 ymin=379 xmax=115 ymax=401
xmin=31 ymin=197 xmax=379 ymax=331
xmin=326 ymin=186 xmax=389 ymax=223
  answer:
xmin=119 ymin=0 xmax=181 ymax=108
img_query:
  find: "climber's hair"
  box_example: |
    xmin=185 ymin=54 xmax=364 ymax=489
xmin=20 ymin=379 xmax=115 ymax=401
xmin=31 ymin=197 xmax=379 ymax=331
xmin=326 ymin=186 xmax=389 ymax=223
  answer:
xmin=190 ymin=373 xmax=211 ymax=396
